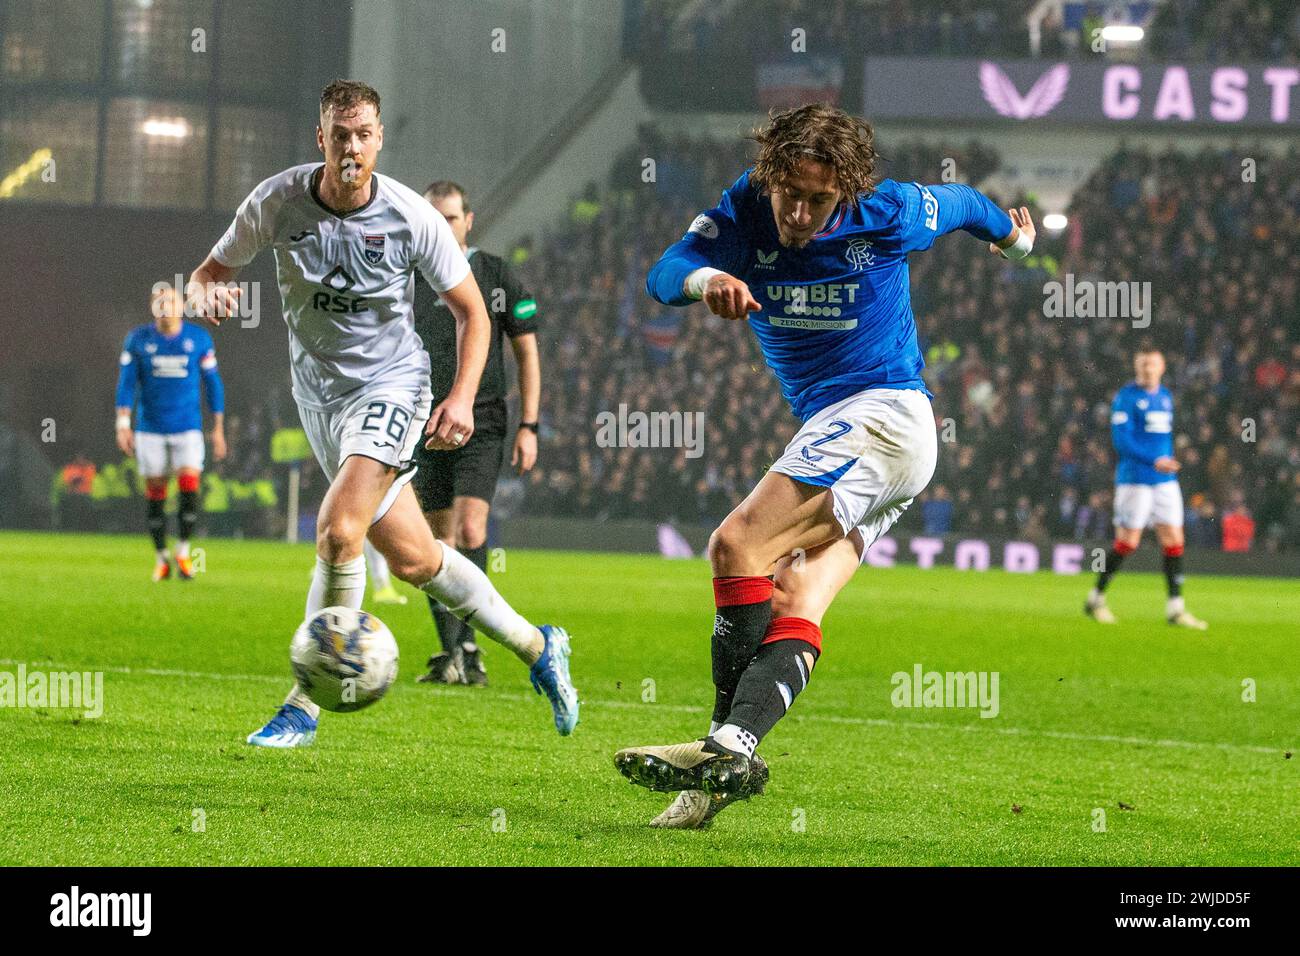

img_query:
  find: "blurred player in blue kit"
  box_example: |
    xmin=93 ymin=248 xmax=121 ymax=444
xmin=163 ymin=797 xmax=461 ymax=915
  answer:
xmin=1085 ymin=348 xmax=1208 ymax=630
xmin=115 ymin=285 xmax=226 ymax=581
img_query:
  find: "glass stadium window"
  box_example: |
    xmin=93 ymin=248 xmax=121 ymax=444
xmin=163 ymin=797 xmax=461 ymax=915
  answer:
xmin=0 ymin=96 xmax=98 ymax=204
xmin=213 ymin=104 xmax=295 ymax=211
xmin=217 ymin=0 xmax=300 ymax=101
xmin=102 ymin=96 xmax=208 ymax=208
xmin=1 ymin=0 xmax=104 ymax=84
xmin=111 ymin=0 xmax=214 ymax=93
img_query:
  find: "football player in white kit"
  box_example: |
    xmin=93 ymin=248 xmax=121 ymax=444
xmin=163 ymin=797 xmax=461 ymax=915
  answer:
xmin=187 ymin=80 xmax=578 ymax=746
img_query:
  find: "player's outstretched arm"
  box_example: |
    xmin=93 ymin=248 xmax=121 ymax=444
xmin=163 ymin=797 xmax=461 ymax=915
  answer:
xmin=425 ymin=271 xmax=490 ymax=451
xmin=988 ymin=206 xmax=1036 ymax=259
xmin=187 ymin=255 xmax=244 ymax=326
xmin=901 ymin=183 xmax=1031 ymax=260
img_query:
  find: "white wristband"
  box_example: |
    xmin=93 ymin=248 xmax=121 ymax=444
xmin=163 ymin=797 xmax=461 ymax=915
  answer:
xmin=116 ymin=412 xmax=131 ymax=430
xmin=683 ymin=267 xmax=724 ymax=301
xmin=998 ymin=230 xmax=1033 ymax=260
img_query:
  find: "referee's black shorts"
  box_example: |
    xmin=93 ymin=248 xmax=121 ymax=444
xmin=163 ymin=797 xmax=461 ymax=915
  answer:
xmin=412 ymin=425 xmax=507 ymax=513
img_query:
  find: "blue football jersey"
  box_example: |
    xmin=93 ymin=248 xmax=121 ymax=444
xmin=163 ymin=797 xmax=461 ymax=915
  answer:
xmin=647 ymin=172 xmax=1013 ymax=421
xmin=115 ymin=321 xmax=225 ymax=434
xmin=1110 ymin=382 xmax=1176 ymax=485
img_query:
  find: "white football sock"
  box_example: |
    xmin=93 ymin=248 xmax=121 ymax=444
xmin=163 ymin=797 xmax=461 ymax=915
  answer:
xmin=1166 ymin=596 xmax=1185 ymax=616
xmin=306 ymin=554 xmax=366 ymax=617
xmin=1087 ymin=587 xmax=1102 ymax=604
xmin=420 ymin=540 xmax=542 ymax=665
xmin=176 ymin=540 xmax=190 ymax=560
xmin=710 ymin=723 xmax=757 ymax=759
xmin=363 ymin=540 xmax=392 ymax=592
xmin=289 ymin=554 xmax=367 ymax=722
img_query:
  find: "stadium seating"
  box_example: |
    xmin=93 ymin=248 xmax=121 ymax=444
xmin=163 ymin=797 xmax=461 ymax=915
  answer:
xmin=511 ymin=127 xmax=1299 ymax=552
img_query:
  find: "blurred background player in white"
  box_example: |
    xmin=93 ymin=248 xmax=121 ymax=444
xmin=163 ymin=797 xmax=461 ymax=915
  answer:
xmin=1086 ymin=348 xmax=1207 ymax=630
xmin=115 ymin=285 xmax=226 ymax=581
xmin=186 ymin=80 xmax=577 ymax=747
xmin=363 ymin=539 xmax=406 ymax=605
xmin=412 ymin=181 xmax=542 ymax=686
xmin=616 ymin=104 xmax=1034 ymax=827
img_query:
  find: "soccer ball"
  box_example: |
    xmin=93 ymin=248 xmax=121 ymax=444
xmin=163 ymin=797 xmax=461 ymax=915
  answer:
xmin=290 ymin=606 xmax=399 ymax=713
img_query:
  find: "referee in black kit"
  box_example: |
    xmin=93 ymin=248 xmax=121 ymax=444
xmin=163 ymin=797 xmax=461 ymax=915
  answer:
xmin=412 ymin=181 xmax=541 ymax=685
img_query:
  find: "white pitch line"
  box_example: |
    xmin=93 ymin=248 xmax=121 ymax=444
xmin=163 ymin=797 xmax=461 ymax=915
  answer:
xmin=1 ymin=658 xmax=1288 ymax=756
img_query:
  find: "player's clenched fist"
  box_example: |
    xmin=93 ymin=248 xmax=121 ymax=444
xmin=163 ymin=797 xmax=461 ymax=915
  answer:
xmin=703 ymin=273 xmax=762 ymax=321
xmin=425 ymin=396 xmax=475 ymax=451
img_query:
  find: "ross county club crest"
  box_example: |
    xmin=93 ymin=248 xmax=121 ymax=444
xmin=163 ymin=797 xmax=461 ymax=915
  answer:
xmin=844 ymin=238 xmax=874 ymax=269
xmin=362 ymin=233 xmax=385 ymax=265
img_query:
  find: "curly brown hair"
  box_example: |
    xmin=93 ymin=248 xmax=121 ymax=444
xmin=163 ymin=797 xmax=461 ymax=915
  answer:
xmin=319 ymin=79 xmax=381 ymax=119
xmin=749 ymin=103 xmax=880 ymax=200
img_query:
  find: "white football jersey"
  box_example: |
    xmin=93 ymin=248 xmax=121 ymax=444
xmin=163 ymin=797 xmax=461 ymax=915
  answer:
xmin=211 ymin=163 xmax=470 ymax=411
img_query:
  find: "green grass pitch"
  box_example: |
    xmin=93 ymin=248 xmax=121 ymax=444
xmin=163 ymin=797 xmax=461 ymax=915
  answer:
xmin=1 ymin=530 xmax=1296 ymax=866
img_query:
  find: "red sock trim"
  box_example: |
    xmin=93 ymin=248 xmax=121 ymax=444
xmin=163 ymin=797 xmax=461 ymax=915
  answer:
xmin=1163 ymin=544 xmax=1184 ymax=558
xmin=1113 ymin=540 xmax=1136 ymax=557
xmin=177 ymin=472 xmax=200 ymax=493
xmin=761 ymin=616 xmax=822 ymax=653
xmin=145 ymin=484 xmax=169 ymax=502
xmin=712 ymin=575 xmax=774 ymax=608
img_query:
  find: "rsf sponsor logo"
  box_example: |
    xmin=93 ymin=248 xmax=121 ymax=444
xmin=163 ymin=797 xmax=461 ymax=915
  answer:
xmin=311 ymin=265 xmax=367 ymax=314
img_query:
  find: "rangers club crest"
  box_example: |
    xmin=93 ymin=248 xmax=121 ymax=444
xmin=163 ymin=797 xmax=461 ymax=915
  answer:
xmin=845 ymin=238 xmax=874 ymax=269
xmin=362 ymin=233 xmax=385 ymax=265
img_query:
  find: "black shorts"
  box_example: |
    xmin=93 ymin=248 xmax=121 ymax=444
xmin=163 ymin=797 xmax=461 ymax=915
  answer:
xmin=412 ymin=427 xmax=507 ymax=512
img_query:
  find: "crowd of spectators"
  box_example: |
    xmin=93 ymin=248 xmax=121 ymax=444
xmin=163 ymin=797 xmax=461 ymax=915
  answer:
xmin=511 ymin=126 xmax=1299 ymax=553
xmin=1146 ymin=0 xmax=1300 ymax=62
xmin=626 ymin=0 xmax=1034 ymax=58
xmin=625 ymin=0 xmax=1300 ymax=61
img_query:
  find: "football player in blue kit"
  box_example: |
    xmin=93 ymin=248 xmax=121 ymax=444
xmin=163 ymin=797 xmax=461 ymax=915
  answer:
xmin=115 ymin=285 xmax=226 ymax=581
xmin=614 ymin=104 xmax=1036 ymax=828
xmin=1085 ymin=348 xmax=1208 ymax=630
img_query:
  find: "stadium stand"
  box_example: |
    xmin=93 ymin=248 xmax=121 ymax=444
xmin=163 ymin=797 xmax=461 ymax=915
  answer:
xmin=512 ymin=128 xmax=1299 ymax=552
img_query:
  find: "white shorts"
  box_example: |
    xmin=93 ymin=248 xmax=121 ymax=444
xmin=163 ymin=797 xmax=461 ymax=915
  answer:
xmin=298 ymin=383 xmax=432 ymax=525
xmin=771 ymin=387 xmax=938 ymax=561
xmin=1114 ymin=482 xmax=1184 ymax=529
xmin=135 ymin=430 xmax=204 ymax=478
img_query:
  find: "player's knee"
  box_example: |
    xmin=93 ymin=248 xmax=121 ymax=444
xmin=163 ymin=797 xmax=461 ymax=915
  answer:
xmin=457 ymin=519 xmax=487 ymax=550
xmin=707 ymin=514 xmax=751 ymax=567
xmin=317 ymin=515 xmax=366 ymax=563
xmin=387 ymin=546 xmax=436 ymax=585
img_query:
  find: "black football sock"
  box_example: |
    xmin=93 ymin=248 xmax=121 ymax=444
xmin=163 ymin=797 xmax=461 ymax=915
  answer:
xmin=177 ymin=489 xmax=199 ymax=544
xmin=146 ymin=496 xmax=167 ymax=553
xmin=456 ymin=543 xmax=489 ymax=648
xmin=1094 ymin=541 xmax=1135 ymax=593
xmin=720 ymin=618 xmax=821 ymax=751
xmin=710 ymin=576 xmax=775 ymax=727
xmin=1163 ymin=546 xmax=1184 ymax=598
xmin=427 ymin=595 xmax=463 ymax=656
